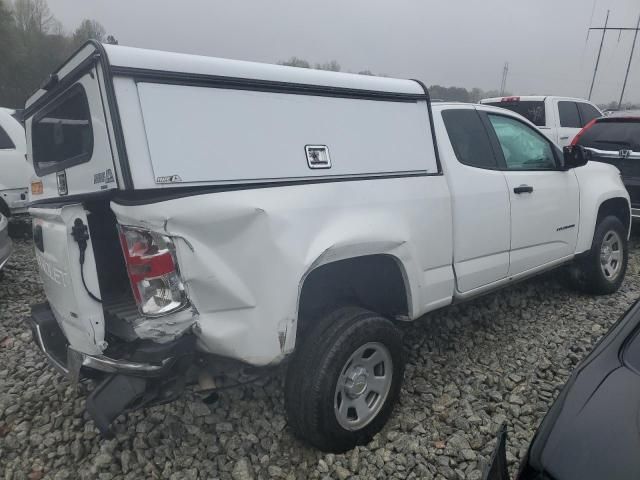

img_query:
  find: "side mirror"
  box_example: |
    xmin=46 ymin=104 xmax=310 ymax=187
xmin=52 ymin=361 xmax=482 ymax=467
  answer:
xmin=562 ymin=145 xmax=590 ymax=170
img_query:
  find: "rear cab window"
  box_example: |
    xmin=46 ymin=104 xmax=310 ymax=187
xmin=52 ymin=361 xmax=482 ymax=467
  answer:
xmin=558 ymin=101 xmax=582 ymax=128
xmin=32 ymin=84 xmax=93 ymax=176
xmin=442 ymin=109 xmax=497 ymax=169
xmin=482 ymin=100 xmax=546 ymax=127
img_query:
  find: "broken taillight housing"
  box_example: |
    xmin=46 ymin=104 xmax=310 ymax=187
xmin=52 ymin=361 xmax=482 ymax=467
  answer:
xmin=118 ymin=225 xmax=189 ymax=316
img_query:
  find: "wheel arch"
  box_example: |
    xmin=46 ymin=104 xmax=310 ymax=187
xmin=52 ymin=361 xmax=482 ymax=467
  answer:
xmin=295 ymin=253 xmax=413 ymax=342
xmin=577 ymin=195 xmax=631 ymax=253
xmin=596 ymin=197 xmax=630 ymax=236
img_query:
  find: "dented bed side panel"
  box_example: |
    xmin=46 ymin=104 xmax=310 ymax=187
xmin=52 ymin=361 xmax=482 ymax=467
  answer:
xmin=110 ymin=176 xmax=454 ymax=365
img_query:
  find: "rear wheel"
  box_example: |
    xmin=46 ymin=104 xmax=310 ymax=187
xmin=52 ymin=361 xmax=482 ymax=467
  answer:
xmin=567 ymin=215 xmax=628 ymax=295
xmin=284 ymin=306 xmax=405 ymax=452
xmin=0 ymin=199 xmax=10 ymax=218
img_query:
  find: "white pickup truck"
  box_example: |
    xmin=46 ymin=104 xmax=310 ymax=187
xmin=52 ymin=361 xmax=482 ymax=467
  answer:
xmin=0 ymin=107 xmax=30 ymax=216
xmin=25 ymin=42 xmax=630 ymax=452
xmin=480 ymin=96 xmax=603 ymax=147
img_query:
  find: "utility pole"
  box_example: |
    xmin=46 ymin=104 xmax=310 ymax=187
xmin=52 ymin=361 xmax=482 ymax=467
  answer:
xmin=618 ymin=14 xmax=640 ymax=109
xmin=588 ymin=9 xmax=609 ymax=101
xmin=587 ymin=11 xmax=640 ymax=106
xmin=500 ymin=62 xmax=509 ymax=96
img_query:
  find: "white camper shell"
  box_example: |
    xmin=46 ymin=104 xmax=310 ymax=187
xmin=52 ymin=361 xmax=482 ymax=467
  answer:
xmin=25 ymin=41 xmax=631 ymax=451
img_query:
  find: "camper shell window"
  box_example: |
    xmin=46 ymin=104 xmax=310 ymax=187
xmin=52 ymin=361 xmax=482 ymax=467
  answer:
xmin=32 ymin=84 xmax=93 ymax=175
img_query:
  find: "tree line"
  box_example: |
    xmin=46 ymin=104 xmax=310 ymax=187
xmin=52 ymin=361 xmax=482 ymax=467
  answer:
xmin=1 ymin=1 xmax=635 ymax=111
xmin=279 ymin=57 xmax=508 ymax=103
xmin=0 ymin=0 xmax=116 ymax=108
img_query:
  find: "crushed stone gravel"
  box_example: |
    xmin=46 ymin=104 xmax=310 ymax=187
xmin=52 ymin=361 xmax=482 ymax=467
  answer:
xmin=2 ymin=219 xmax=640 ymax=479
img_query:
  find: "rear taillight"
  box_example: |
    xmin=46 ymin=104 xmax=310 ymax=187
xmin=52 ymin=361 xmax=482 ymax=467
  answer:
xmin=118 ymin=225 xmax=189 ymax=316
xmin=570 ymin=118 xmax=598 ymax=146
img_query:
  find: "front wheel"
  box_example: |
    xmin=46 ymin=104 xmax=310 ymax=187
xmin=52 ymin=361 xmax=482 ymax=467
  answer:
xmin=567 ymin=215 xmax=628 ymax=295
xmin=284 ymin=307 xmax=405 ymax=452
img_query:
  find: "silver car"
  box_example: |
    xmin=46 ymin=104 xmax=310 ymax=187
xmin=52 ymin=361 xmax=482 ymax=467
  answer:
xmin=0 ymin=213 xmax=12 ymax=271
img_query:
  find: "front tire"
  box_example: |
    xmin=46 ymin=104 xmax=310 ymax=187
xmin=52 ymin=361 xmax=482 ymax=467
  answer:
xmin=568 ymin=215 xmax=628 ymax=295
xmin=284 ymin=306 xmax=405 ymax=452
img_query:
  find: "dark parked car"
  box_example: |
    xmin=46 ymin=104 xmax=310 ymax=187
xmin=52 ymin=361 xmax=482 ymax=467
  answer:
xmin=572 ymin=115 xmax=640 ymax=218
xmin=485 ymin=298 xmax=640 ymax=480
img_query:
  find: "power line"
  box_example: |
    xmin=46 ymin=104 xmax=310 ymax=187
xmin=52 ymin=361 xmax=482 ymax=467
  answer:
xmin=587 ymin=10 xmax=640 ymax=106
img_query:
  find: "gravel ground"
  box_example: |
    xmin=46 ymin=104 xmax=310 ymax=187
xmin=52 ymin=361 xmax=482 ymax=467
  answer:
xmin=1 ymin=221 xmax=640 ymax=480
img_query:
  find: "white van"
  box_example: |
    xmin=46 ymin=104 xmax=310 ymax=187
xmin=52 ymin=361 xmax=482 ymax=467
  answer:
xmin=24 ymin=42 xmax=630 ymax=451
xmin=480 ymin=96 xmax=603 ymax=147
xmin=0 ymin=107 xmax=30 ymax=216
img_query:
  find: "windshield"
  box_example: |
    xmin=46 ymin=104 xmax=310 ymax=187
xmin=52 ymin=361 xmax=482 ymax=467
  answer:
xmin=483 ymin=101 xmax=546 ymax=126
xmin=577 ymin=119 xmax=640 ymax=151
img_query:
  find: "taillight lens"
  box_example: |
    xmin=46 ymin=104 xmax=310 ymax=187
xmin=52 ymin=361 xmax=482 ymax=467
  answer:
xmin=118 ymin=225 xmax=189 ymax=316
xmin=570 ymin=118 xmax=598 ymax=146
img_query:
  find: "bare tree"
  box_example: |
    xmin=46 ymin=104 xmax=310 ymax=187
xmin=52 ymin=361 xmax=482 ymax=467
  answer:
xmin=315 ymin=60 xmax=341 ymax=72
xmin=279 ymin=57 xmax=311 ymax=68
xmin=73 ymin=18 xmax=106 ymax=44
xmin=13 ymin=0 xmax=54 ymax=35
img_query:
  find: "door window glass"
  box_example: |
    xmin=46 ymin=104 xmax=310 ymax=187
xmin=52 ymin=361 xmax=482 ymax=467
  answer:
xmin=442 ymin=109 xmax=498 ymax=169
xmin=577 ymin=103 xmax=602 ymax=126
xmin=0 ymin=125 xmax=14 ymax=149
xmin=488 ymin=114 xmax=557 ymax=170
xmin=558 ymin=101 xmax=581 ymax=128
xmin=32 ymin=84 xmax=93 ymax=175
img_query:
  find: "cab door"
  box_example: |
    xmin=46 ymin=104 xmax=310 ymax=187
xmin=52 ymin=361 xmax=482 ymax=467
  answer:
xmin=483 ymin=112 xmax=580 ymax=276
xmin=438 ymin=107 xmax=511 ymax=293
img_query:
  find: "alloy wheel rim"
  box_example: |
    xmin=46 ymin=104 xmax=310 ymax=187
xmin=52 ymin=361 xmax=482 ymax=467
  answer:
xmin=600 ymin=230 xmax=622 ymax=281
xmin=334 ymin=342 xmax=393 ymax=431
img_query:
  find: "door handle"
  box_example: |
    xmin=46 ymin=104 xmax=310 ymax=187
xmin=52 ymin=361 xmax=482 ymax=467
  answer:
xmin=560 ymin=136 xmax=569 ymax=140
xmin=514 ymin=185 xmax=534 ymax=194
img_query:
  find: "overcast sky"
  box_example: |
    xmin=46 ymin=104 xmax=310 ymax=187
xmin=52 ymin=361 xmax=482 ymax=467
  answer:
xmin=47 ymin=0 xmax=640 ymax=105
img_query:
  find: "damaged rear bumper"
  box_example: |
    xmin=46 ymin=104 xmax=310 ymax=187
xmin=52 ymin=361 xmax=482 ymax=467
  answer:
xmin=29 ymin=303 xmax=196 ymax=435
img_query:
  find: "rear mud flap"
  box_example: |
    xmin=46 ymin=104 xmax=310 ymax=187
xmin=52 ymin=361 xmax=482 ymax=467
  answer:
xmin=86 ymin=374 xmax=148 ymax=437
xmin=482 ymin=423 xmax=509 ymax=480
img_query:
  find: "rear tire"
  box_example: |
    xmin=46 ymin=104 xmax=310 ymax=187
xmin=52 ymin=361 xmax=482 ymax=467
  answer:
xmin=567 ymin=215 xmax=628 ymax=295
xmin=0 ymin=199 xmax=9 ymax=218
xmin=284 ymin=306 xmax=405 ymax=452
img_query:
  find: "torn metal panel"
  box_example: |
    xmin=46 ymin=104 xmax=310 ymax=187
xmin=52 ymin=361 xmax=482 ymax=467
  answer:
xmin=110 ymin=175 xmax=454 ymax=366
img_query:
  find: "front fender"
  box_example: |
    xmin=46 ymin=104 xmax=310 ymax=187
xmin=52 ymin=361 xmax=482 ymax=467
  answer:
xmin=574 ymin=162 xmax=630 ymax=254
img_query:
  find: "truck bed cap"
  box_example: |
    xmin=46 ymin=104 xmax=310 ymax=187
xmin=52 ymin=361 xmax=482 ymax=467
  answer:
xmin=101 ymin=44 xmax=423 ymax=95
